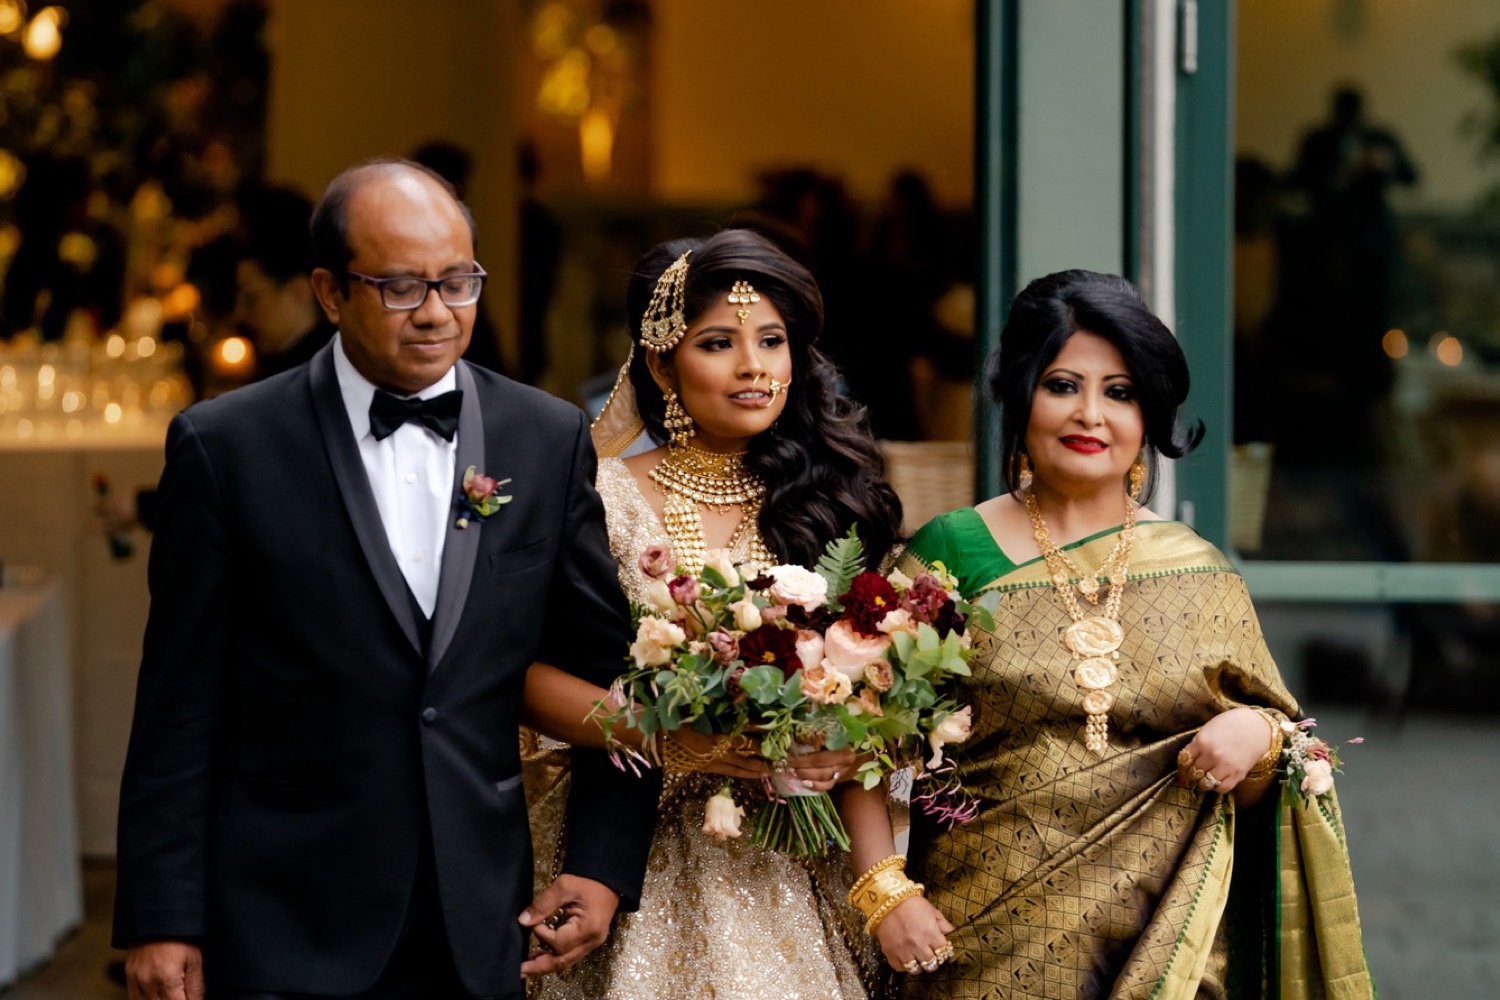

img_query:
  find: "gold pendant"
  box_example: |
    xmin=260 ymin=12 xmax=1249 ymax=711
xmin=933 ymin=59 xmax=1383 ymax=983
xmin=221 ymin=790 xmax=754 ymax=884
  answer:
xmin=1073 ymin=657 xmax=1117 ymax=690
xmin=1077 ymin=577 xmax=1100 ymax=602
xmin=1064 ymin=618 xmax=1124 ymax=658
xmin=1080 ymin=689 xmax=1114 ymax=715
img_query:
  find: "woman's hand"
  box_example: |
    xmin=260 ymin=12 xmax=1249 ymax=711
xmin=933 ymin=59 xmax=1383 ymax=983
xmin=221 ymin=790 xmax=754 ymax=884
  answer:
xmin=786 ymin=746 xmax=861 ymax=792
xmin=1177 ymin=706 xmax=1276 ymax=796
xmin=876 ymin=896 xmax=955 ymax=974
xmin=669 ymin=729 xmax=768 ymax=780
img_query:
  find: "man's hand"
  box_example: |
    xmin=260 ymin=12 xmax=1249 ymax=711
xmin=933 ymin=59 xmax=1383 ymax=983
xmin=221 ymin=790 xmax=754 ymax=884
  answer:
xmin=519 ymin=873 xmax=620 ymax=976
xmin=126 ymin=940 xmax=204 ymax=1000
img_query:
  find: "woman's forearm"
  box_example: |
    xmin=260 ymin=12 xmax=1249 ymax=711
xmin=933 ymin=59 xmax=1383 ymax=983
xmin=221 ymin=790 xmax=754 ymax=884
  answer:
xmin=835 ymin=782 xmax=899 ymax=874
xmin=521 ymin=662 xmax=641 ymax=750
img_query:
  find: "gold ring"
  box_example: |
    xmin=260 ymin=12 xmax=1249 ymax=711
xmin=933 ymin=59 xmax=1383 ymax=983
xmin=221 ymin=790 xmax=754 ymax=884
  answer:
xmin=904 ymin=959 xmax=921 ymax=974
xmin=1187 ymin=766 xmax=1206 ymax=784
xmin=1177 ymin=747 xmax=1196 ymax=768
xmin=921 ymin=958 xmax=941 ymax=972
xmin=934 ymin=943 xmax=955 ymax=962
xmin=1200 ymin=772 xmax=1221 ymax=791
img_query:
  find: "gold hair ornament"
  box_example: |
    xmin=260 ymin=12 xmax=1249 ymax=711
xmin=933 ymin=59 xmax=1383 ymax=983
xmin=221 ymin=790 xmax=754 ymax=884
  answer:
xmin=728 ymin=279 xmax=760 ymax=325
xmin=639 ymin=250 xmax=693 ymax=353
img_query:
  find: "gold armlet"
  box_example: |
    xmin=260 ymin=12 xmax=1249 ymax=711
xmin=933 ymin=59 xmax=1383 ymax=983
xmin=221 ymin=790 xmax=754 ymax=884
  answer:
xmin=1245 ymin=708 xmax=1286 ymax=782
xmin=847 ymin=855 xmax=925 ymax=935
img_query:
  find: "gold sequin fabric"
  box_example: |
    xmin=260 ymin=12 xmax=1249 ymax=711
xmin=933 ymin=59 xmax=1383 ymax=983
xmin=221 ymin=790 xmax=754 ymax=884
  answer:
xmin=527 ymin=457 xmax=875 ymax=1000
xmin=892 ymin=523 xmax=1301 ymax=999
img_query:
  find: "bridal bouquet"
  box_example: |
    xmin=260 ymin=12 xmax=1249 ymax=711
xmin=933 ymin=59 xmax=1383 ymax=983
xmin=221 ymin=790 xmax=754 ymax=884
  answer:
xmin=592 ymin=530 xmax=997 ymax=857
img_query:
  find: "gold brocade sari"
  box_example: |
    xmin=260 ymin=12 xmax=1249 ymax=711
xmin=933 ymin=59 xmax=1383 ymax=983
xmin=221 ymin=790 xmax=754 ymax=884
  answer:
xmin=893 ymin=513 xmax=1374 ymax=1000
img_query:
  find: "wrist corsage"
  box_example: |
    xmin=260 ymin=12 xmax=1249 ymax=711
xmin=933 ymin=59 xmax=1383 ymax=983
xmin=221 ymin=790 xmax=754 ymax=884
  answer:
xmin=1278 ymin=716 xmax=1364 ymax=806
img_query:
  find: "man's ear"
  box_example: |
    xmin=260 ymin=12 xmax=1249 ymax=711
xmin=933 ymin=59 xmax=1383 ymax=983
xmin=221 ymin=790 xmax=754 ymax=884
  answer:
xmin=309 ymin=268 xmax=343 ymax=325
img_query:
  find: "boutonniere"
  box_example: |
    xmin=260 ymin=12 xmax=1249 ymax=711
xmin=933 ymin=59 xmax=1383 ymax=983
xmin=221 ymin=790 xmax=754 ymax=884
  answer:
xmin=455 ymin=466 xmax=513 ymax=529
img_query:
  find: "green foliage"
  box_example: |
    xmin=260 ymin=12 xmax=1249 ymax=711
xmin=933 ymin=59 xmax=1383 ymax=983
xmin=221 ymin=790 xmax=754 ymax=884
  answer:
xmin=815 ymin=526 xmax=865 ymax=610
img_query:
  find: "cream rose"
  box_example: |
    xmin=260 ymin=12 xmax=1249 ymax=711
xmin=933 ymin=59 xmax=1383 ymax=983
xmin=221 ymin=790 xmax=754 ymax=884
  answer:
xmin=630 ymin=616 xmax=686 ymax=668
xmin=886 ymin=568 xmax=915 ymax=592
xmin=1300 ymin=758 xmax=1334 ymax=797
xmin=876 ymin=608 xmax=919 ymax=637
xmin=927 ymin=705 xmax=974 ymax=768
xmin=766 ymin=565 xmax=829 ymax=609
xmin=641 ymin=578 xmax=676 ymax=615
xmin=863 ymin=660 xmax=895 ymax=692
xmin=703 ymin=548 xmax=741 ymax=587
xmin=728 ymin=598 xmax=763 ymax=632
xmin=822 ymin=620 xmax=892 ymax=680
xmin=803 ymin=665 xmax=853 ymax=706
xmin=846 ymin=686 xmax=884 ymax=717
xmin=795 ymin=630 xmax=825 ymax=672
xmin=702 ymin=785 xmax=745 ymax=839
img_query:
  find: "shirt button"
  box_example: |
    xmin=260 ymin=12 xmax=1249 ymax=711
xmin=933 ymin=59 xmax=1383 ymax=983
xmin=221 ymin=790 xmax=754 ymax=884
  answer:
xmin=405 ymin=472 xmax=417 ymax=485
xmin=421 ymin=707 xmax=438 ymax=725
xmin=411 ymin=552 xmax=423 ymax=563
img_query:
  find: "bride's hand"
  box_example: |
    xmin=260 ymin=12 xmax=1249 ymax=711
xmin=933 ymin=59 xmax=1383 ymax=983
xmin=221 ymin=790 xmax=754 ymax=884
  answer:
xmin=876 ymin=896 xmax=955 ymax=974
xmin=669 ymin=729 xmax=768 ymax=779
xmin=1178 ymin=706 xmax=1276 ymax=795
xmin=786 ymin=746 xmax=861 ymax=792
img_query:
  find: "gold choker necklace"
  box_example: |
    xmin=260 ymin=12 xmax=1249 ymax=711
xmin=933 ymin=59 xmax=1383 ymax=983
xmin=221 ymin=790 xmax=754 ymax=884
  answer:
xmin=1024 ymin=490 xmax=1136 ymax=753
xmin=649 ymin=446 xmax=774 ymax=575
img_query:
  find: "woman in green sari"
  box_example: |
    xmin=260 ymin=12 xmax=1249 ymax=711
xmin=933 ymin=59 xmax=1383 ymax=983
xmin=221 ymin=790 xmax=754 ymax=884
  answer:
xmin=860 ymin=271 xmax=1374 ymax=998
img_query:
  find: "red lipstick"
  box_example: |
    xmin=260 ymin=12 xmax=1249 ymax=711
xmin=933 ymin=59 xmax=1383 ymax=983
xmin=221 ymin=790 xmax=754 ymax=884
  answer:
xmin=1060 ymin=436 xmax=1107 ymax=454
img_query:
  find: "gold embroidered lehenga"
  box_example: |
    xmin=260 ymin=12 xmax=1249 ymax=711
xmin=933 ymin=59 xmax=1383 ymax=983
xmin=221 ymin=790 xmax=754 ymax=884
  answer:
xmin=893 ymin=510 xmax=1375 ymax=1000
xmin=527 ymin=457 xmax=873 ymax=1000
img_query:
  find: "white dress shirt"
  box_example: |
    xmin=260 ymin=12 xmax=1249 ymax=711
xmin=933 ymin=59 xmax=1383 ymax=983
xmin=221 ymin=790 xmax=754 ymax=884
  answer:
xmin=332 ymin=335 xmax=458 ymax=618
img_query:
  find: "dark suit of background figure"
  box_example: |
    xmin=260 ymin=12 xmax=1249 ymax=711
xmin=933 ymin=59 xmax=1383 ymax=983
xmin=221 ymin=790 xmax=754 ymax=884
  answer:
xmin=112 ymin=345 xmax=658 ymax=998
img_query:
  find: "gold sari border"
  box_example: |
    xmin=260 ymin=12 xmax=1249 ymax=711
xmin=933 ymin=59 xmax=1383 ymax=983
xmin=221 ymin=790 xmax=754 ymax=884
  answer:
xmin=974 ymin=522 xmax=1238 ymax=596
xmin=1148 ymin=802 xmax=1237 ymax=1000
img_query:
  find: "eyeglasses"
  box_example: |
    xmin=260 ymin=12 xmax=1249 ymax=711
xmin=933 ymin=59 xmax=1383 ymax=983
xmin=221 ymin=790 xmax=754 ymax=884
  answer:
xmin=345 ymin=263 xmax=487 ymax=310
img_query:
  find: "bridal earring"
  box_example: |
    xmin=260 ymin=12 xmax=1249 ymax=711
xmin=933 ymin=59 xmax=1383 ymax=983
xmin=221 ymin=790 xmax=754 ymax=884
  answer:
xmin=662 ymin=387 xmax=695 ymax=449
xmin=1016 ymin=452 xmax=1034 ymax=493
xmin=1129 ymin=457 xmax=1146 ymax=502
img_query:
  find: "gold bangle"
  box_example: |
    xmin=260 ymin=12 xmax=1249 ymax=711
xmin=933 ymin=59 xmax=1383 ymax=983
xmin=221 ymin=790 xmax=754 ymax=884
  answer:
xmin=864 ymin=882 xmax=926 ymax=935
xmin=847 ymin=854 xmax=906 ymax=906
xmin=1244 ymin=708 xmax=1285 ymax=782
xmin=659 ymin=731 xmax=729 ymax=773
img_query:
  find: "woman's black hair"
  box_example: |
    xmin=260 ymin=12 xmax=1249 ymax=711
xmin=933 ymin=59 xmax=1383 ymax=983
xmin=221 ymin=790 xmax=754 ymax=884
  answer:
xmin=986 ymin=269 xmax=1205 ymax=500
xmin=626 ymin=229 xmax=903 ymax=568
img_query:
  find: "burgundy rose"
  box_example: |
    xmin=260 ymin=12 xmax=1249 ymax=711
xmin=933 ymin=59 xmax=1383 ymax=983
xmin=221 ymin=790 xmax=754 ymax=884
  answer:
xmin=786 ymin=602 xmax=833 ymax=633
xmin=932 ymin=603 xmax=967 ymax=640
xmin=667 ymin=575 xmax=701 ymax=606
xmin=738 ymin=626 xmax=801 ymax=678
xmin=638 ymin=544 xmax=674 ymax=580
xmin=744 ymin=571 xmax=776 ymax=592
xmin=839 ymin=572 xmax=901 ymax=637
xmin=903 ymin=573 xmax=952 ymax=624
xmin=707 ymin=628 xmax=740 ymax=667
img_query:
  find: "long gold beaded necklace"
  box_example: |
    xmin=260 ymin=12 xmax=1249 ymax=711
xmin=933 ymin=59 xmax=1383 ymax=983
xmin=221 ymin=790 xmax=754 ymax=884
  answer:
xmin=649 ymin=445 xmax=775 ymax=576
xmin=1024 ymin=488 xmax=1136 ymax=752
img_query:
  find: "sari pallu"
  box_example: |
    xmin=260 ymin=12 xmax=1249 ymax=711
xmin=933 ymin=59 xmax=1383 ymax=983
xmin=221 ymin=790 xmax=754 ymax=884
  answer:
xmin=892 ymin=516 xmax=1374 ymax=1000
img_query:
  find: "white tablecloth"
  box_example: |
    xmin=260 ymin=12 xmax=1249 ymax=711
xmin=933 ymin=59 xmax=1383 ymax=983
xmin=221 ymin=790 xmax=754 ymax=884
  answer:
xmin=0 ymin=583 xmax=81 ymax=988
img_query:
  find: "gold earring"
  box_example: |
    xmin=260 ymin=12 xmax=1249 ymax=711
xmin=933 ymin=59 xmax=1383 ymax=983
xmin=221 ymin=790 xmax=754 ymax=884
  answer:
xmin=662 ymin=388 xmax=694 ymax=449
xmin=1129 ymin=458 xmax=1146 ymax=501
xmin=1016 ymin=453 xmax=1033 ymax=493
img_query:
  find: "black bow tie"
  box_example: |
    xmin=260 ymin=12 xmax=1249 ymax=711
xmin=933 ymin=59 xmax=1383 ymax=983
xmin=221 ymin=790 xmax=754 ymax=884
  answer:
xmin=368 ymin=388 xmax=463 ymax=442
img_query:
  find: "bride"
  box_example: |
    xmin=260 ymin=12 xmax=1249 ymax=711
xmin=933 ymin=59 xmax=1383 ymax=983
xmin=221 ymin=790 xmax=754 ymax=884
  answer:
xmin=523 ymin=228 xmax=904 ymax=998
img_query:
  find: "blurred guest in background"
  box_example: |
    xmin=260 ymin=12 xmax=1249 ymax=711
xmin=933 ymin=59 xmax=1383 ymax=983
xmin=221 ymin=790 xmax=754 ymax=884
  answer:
xmin=233 ymin=186 xmax=333 ymax=379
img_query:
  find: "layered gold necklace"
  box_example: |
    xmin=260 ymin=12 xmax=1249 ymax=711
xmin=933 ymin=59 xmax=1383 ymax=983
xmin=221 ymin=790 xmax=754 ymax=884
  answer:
xmin=649 ymin=445 xmax=775 ymax=576
xmin=1024 ymin=489 xmax=1136 ymax=752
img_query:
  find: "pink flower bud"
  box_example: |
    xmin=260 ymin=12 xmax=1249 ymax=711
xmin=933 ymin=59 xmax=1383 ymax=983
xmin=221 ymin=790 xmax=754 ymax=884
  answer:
xmin=466 ymin=473 xmax=498 ymax=498
xmin=639 ymin=544 xmax=674 ymax=580
xmin=667 ymin=575 xmax=701 ymax=606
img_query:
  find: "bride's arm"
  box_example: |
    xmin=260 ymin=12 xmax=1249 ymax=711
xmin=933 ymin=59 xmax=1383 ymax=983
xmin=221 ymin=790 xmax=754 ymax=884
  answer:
xmin=522 ymin=662 xmax=767 ymax=778
xmin=835 ymin=783 xmax=955 ymax=972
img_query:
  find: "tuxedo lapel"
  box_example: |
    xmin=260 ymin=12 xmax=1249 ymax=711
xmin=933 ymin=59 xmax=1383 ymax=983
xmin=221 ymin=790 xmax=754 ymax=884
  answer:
xmin=308 ymin=346 xmax=423 ymax=656
xmin=427 ymin=360 xmax=484 ymax=672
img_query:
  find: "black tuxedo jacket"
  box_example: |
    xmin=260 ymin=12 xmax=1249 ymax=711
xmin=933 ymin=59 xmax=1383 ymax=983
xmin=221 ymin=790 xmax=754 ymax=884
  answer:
xmin=113 ymin=346 xmax=659 ymax=997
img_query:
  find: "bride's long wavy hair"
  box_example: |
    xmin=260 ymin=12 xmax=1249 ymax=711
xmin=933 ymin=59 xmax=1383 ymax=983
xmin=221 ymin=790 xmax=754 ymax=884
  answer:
xmin=624 ymin=229 xmax=903 ymax=568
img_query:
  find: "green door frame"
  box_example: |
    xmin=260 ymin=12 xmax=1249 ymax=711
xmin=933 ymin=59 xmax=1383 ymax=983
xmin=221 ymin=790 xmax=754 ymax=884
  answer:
xmin=973 ymin=0 xmax=1018 ymax=503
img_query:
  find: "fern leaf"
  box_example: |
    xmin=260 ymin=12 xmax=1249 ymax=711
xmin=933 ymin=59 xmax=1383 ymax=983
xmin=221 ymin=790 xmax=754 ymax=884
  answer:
xmin=816 ymin=525 xmax=866 ymax=607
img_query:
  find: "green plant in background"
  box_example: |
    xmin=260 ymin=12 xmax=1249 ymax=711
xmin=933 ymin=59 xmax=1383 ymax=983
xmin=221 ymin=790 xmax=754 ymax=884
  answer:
xmin=1457 ymin=28 xmax=1500 ymax=214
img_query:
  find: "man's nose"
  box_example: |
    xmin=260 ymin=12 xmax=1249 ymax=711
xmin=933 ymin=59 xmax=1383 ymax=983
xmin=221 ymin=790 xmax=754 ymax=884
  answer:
xmin=410 ymin=285 xmax=455 ymax=325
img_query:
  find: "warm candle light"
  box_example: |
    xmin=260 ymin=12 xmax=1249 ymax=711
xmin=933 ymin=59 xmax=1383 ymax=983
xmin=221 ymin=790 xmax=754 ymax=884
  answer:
xmin=0 ymin=0 xmax=25 ymax=36
xmin=1381 ymin=329 xmax=1407 ymax=359
xmin=105 ymin=334 xmax=125 ymax=359
xmin=1435 ymin=335 xmax=1463 ymax=367
xmin=22 ymin=6 xmax=63 ymax=60
xmin=103 ymin=402 xmax=122 ymax=424
xmin=218 ymin=336 xmax=250 ymax=366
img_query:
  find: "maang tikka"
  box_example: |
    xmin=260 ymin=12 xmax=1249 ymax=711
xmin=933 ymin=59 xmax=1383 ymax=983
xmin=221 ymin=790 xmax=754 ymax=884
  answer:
xmin=728 ymin=280 xmax=760 ymax=325
xmin=640 ymin=250 xmax=693 ymax=353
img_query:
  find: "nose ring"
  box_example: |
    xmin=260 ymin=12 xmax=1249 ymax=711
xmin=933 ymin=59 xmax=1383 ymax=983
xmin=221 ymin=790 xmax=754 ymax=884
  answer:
xmin=765 ymin=378 xmax=790 ymax=406
xmin=750 ymin=372 xmax=767 ymax=389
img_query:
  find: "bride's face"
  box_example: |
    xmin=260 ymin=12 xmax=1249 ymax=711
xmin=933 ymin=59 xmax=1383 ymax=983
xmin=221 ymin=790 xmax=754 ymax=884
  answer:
xmin=651 ymin=292 xmax=793 ymax=452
